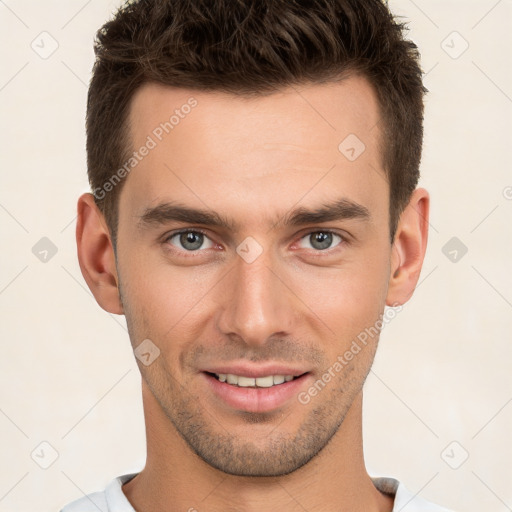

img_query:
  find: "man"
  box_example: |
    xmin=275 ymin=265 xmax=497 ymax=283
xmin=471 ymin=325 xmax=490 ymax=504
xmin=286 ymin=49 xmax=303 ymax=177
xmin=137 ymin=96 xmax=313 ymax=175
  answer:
xmin=62 ymin=0 xmax=453 ymax=510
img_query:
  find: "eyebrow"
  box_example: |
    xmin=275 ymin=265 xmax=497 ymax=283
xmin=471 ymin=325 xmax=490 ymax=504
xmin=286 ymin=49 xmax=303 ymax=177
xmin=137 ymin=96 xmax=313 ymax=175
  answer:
xmin=137 ymin=197 xmax=371 ymax=232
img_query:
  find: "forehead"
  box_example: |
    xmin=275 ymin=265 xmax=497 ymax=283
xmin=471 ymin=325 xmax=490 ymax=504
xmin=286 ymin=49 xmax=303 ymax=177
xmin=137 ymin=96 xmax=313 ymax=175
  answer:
xmin=120 ymin=76 xmax=386 ymax=229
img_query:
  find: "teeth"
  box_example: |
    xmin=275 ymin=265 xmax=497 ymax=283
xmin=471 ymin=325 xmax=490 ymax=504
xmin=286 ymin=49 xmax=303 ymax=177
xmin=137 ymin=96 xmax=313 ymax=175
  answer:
xmin=215 ymin=373 xmax=298 ymax=387
xmin=237 ymin=376 xmax=255 ymax=387
xmin=273 ymin=375 xmax=285 ymax=385
xmin=226 ymin=374 xmax=238 ymax=385
xmin=255 ymin=375 xmax=274 ymax=387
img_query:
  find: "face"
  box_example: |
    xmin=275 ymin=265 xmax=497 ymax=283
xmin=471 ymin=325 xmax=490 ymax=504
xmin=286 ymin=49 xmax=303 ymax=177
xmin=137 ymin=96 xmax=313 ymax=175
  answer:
xmin=115 ymin=76 xmax=393 ymax=476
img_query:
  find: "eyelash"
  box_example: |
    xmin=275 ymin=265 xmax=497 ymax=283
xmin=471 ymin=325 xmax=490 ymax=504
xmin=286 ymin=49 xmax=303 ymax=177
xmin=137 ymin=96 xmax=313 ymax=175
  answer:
xmin=162 ymin=228 xmax=348 ymax=257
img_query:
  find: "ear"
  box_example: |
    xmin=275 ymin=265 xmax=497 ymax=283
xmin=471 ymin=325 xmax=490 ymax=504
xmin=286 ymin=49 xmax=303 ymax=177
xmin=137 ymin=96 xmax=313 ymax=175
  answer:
xmin=386 ymin=187 xmax=430 ymax=306
xmin=76 ymin=193 xmax=123 ymax=314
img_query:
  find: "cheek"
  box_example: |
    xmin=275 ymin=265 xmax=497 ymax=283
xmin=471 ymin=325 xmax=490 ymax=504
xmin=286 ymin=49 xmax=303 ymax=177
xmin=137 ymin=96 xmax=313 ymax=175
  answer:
xmin=122 ymin=250 xmax=200 ymax=313
xmin=120 ymin=257 xmax=217 ymax=353
xmin=300 ymin=253 xmax=389 ymax=317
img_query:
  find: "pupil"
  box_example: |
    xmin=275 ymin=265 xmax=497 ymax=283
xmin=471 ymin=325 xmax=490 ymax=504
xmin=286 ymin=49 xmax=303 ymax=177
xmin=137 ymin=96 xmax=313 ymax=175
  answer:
xmin=312 ymin=232 xmax=332 ymax=250
xmin=181 ymin=232 xmax=203 ymax=250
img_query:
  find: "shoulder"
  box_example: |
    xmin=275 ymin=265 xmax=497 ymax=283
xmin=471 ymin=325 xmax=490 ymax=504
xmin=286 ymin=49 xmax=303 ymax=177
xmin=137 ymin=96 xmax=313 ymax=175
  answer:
xmin=60 ymin=490 xmax=109 ymax=512
xmin=60 ymin=473 xmax=138 ymax=512
xmin=394 ymin=480 xmax=455 ymax=511
xmin=372 ymin=477 xmax=455 ymax=512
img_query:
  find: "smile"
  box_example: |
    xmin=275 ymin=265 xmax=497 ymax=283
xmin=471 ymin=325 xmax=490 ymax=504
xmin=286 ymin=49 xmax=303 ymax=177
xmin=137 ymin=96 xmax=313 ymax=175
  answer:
xmin=211 ymin=372 xmax=299 ymax=388
xmin=202 ymin=371 xmax=311 ymax=413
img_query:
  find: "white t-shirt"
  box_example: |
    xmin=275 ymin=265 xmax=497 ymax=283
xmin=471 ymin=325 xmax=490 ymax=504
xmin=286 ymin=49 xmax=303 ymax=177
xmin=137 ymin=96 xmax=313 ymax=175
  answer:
xmin=60 ymin=473 xmax=454 ymax=511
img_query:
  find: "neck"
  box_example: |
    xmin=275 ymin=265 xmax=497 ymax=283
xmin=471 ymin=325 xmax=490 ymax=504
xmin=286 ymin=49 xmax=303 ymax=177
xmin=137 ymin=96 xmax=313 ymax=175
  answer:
xmin=123 ymin=382 xmax=393 ymax=512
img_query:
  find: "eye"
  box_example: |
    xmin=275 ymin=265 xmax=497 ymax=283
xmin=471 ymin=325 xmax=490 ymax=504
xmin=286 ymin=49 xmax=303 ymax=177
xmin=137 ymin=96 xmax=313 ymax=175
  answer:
xmin=165 ymin=230 xmax=215 ymax=252
xmin=297 ymin=230 xmax=344 ymax=251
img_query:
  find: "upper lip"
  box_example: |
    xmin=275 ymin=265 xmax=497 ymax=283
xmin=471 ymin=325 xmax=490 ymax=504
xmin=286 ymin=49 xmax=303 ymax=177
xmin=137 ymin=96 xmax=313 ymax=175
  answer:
xmin=202 ymin=363 xmax=310 ymax=378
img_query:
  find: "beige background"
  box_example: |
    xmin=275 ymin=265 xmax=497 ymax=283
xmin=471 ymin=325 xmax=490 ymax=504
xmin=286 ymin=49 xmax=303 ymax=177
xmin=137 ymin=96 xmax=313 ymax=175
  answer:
xmin=1 ymin=1 xmax=511 ymax=510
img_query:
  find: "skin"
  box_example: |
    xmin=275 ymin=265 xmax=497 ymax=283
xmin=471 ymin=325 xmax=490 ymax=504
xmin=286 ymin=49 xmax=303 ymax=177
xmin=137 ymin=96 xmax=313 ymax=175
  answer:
xmin=76 ymin=75 xmax=429 ymax=512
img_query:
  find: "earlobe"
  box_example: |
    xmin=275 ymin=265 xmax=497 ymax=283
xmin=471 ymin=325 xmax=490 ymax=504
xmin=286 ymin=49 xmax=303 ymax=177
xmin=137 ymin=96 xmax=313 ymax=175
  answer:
xmin=386 ymin=188 xmax=430 ymax=306
xmin=76 ymin=193 xmax=124 ymax=315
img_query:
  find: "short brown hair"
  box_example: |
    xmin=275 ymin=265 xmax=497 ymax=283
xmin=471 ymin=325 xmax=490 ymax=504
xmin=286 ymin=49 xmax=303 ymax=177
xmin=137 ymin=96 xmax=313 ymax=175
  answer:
xmin=86 ymin=0 xmax=426 ymax=246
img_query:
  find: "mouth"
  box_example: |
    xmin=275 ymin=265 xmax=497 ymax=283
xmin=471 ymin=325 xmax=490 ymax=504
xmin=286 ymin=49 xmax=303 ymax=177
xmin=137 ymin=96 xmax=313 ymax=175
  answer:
xmin=204 ymin=371 xmax=306 ymax=388
xmin=201 ymin=370 xmax=312 ymax=413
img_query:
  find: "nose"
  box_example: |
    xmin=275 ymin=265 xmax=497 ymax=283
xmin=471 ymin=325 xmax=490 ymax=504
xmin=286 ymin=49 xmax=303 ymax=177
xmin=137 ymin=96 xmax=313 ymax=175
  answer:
xmin=216 ymin=247 xmax=297 ymax=347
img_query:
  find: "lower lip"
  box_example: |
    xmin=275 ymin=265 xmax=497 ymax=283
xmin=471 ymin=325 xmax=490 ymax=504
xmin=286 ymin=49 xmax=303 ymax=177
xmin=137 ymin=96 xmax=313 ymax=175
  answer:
xmin=202 ymin=372 xmax=311 ymax=413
